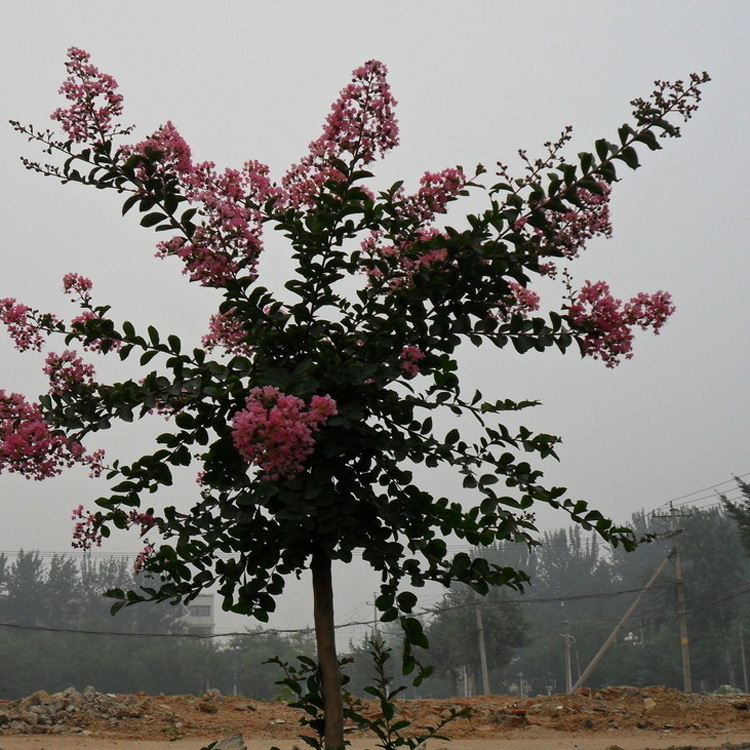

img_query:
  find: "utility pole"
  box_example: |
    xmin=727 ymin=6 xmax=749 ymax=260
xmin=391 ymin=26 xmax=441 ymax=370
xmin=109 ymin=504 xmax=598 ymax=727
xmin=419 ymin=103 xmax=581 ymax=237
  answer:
xmin=562 ymin=620 xmax=573 ymax=693
xmin=655 ymin=503 xmax=693 ymax=693
xmin=571 ymin=552 xmax=672 ymax=692
xmin=740 ymin=623 xmax=749 ymax=693
xmin=475 ymin=599 xmax=491 ymax=695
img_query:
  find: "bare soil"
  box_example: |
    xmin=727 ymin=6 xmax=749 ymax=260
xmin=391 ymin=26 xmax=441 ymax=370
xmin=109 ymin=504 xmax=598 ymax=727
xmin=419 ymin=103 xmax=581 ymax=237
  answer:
xmin=2 ymin=685 xmax=750 ymax=750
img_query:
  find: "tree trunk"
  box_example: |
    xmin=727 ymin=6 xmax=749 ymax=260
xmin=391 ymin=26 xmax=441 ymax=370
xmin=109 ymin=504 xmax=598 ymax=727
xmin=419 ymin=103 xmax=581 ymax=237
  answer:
xmin=311 ymin=549 xmax=343 ymax=749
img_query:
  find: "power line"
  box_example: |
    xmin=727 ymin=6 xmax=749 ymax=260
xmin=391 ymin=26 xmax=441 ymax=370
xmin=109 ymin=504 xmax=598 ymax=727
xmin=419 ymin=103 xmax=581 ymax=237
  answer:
xmin=650 ymin=471 xmax=750 ymax=512
xmin=0 ymin=579 xmax=679 ymax=640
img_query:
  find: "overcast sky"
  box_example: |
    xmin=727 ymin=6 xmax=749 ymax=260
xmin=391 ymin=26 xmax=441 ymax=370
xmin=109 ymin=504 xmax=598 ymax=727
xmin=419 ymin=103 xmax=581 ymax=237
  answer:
xmin=1 ymin=2 xmax=749 ymax=637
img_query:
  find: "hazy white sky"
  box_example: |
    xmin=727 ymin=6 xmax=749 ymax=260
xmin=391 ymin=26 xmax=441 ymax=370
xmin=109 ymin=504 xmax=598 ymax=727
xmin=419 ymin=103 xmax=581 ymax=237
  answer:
xmin=1 ymin=2 xmax=749 ymax=636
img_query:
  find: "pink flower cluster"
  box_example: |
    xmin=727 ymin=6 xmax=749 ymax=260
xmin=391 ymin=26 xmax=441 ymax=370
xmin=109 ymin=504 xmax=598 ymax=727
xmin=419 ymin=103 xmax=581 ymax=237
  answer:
xmin=231 ymin=387 xmax=337 ymax=480
xmin=281 ymin=60 xmax=399 ymax=209
xmin=121 ymin=120 xmax=193 ymax=176
xmin=400 ymin=346 xmax=425 ymax=378
xmin=128 ymin=510 xmax=157 ymax=535
xmin=51 ymin=47 xmax=125 ymax=144
xmin=358 ymin=166 xmax=465 ymax=288
xmin=202 ymin=310 xmax=251 ymax=355
xmin=72 ymin=504 xmax=103 ymax=549
xmin=84 ymin=448 xmax=106 ymax=478
xmin=497 ymin=281 xmax=541 ymax=320
xmin=322 ymin=60 xmax=399 ymax=163
xmin=148 ymin=153 xmax=275 ymax=286
xmin=69 ymin=310 xmax=121 ymax=353
xmin=361 ymin=228 xmax=450 ymax=287
xmin=568 ymin=280 xmax=675 ymax=367
xmin=43 ymin=350 xmax=96 ymax=395
xmin=514 ymin=183 xmax=612 ymax=274
xmin=400 ymin=168 xmax=466 ymax=223
xmin=62 ymin=272 xmax=93 ymax=302
xmin=0 ymin=298 xmax=47 ymax=352
xmin=0 ymin=390 xmax=85 ymax=480
xmin=133 ymin=543 xmax=155 ymax=575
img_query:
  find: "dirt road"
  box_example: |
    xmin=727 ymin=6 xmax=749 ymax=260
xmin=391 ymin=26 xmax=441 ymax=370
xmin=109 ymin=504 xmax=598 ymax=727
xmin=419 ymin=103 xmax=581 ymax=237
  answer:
xmin=2 ymin=733 xmax=750 ymax=750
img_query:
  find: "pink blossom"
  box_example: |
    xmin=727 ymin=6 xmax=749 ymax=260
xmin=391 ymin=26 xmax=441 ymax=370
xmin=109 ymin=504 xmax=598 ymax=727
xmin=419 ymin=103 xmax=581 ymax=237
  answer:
xmin=540 ymin=183 xmax=613 ymax=259
xmin=70 ymin=310 xmax=122 ymax=353
xmin=62 ymin=273 xmax=93 ymax=301
xmin=133 ymin=544 xmax=155 ymax=574
xmin=120 ymin=121 xmax=276 ymax=287
xmin=497 ymin=281 xmax=541 ymax=319
xmin=0 ymin=298 xmax=46 ymax=352
xmin=154 ymin=160 xmax=267 ymax=287
xmin=400 ymin=346 xmax=425 ymax=378
xmin=241 ymin=160 xmax=284 ymax=205
xmin=231 ymin=386 xmax=337 ymax=480
xmin=280 ymin=60 xmax=398 ymax=210
xmin=0 ymin=391 xmax=85 ymax=480
xmin=121 ymin=120 xmax=193 ymax=176
xmin=50 ymin=47 xmax=125 ymax=144
xmin=127 ymin=510 xmax=157 ymax=535
xmin=83 ymin=447 xmax=106 ymax=478
xmin=202 ymin=310 xmax=251 ymax=355
xmin=361 ymin=228 xmax=451 ymax=288
xmin=568 ymin=280 xmax=675 ymax=367
xmin=322 ymin=60 xmax=399 ymax=164
xmin=624 ymin=290 xmax=675 ymax=334
xmin=44 ymin=350 xmax=96 ymax=395
xmin=401 ymin=168 xmax=466 ymax=223
xmin=72 ymin=504 xmax=103 ymax=549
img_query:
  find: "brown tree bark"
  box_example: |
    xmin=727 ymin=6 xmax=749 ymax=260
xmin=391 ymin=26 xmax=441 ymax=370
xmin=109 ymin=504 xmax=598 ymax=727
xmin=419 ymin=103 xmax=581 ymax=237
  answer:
xmin=311 ymin=549 xmax=344 ymax=749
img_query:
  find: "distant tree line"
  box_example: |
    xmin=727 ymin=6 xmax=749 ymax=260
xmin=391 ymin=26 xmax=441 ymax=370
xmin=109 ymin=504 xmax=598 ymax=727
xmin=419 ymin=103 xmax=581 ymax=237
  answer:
xmin=2 ymin=493 xmax=750 ymax=699
xmin=424 ymin=500 xmax=750 ymax=696
xmin=0 ymin=551 xmax=318 ymax=699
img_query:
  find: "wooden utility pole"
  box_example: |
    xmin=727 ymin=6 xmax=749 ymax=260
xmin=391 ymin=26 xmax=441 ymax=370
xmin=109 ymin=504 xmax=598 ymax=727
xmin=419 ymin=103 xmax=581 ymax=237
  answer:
xmin=740 ymin=623 xmax=749 ymax=693
xmin=655 ymin=504 xmax=693 ymax=693
xmin=570 ymin=552 xmax=672 ymax=692
xmin=475 ymin=600 xmax=491 ymax=694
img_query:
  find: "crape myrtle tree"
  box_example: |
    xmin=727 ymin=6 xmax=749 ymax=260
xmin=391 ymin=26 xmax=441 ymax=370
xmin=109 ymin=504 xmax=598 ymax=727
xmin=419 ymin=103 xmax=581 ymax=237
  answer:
xmin=3 ymin=48 xmax=707 ymax=747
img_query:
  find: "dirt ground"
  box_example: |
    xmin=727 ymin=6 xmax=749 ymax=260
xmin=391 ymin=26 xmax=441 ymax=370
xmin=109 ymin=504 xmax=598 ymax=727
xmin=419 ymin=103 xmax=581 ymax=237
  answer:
xmin=2 ymin=686 xmax=750 ymax=750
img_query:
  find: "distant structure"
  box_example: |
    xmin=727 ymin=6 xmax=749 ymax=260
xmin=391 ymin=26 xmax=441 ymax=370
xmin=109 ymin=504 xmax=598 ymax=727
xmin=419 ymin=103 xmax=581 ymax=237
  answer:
xmin=184 ymin=593 xmax=214 ymax=637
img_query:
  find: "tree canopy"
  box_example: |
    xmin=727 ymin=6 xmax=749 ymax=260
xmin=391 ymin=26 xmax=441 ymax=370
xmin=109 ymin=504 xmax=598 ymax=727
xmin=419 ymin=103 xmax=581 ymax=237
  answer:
xmin=2 ymin=49 xmax=708 ymax=746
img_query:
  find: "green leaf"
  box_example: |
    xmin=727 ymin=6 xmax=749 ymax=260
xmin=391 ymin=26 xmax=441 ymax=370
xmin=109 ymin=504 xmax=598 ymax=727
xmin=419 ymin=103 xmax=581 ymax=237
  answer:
xmin=616 ymin=146 xmax=640 ymax=169
xmin=397 ymin=591 xmax=418 ymax=612
xmin=140 ymin=212 xmax=168 ymax=228
xmin=122 ymin=194 xmax=140 ymax=216
xmin=618 ymin=123 xmax=635 ymax=144
xmin=140 ymin=350 xmax=158 ymax=366
xmin=579 ymin=151 xmax=594 ymax=174
xmin=595 ymin=138 xmax=611 ymax=160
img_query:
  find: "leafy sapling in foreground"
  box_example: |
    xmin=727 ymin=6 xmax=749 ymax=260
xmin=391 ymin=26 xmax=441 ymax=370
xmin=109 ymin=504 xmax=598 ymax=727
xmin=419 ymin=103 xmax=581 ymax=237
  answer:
xmin=4 ymin=48 xmax=708 ymax=747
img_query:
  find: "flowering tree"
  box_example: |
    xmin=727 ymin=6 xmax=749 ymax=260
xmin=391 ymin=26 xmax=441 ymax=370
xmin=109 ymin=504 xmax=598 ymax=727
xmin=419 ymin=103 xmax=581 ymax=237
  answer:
xmin=4 ymin=48 xmax=707 ymax=747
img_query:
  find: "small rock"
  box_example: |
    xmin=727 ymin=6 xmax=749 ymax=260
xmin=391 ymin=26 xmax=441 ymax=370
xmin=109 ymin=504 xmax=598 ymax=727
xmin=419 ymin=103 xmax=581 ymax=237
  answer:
xmin=214 ymin=734 xmax=247 ymax=750
xmin=643 ymin=697 xmax=657 ymax=711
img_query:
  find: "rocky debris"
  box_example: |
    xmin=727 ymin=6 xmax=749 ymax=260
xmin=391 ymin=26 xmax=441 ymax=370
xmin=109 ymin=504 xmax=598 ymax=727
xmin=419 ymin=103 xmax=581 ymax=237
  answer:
xmin=0 ymin=686 xmax=146 ymax=735
xmin=1 ymin=685 xmax=750 ymax=740
xmin=212 ymin=733 xmax=246 ymax=750
xmin=14 ymin=690 xmax=405 ymax=738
